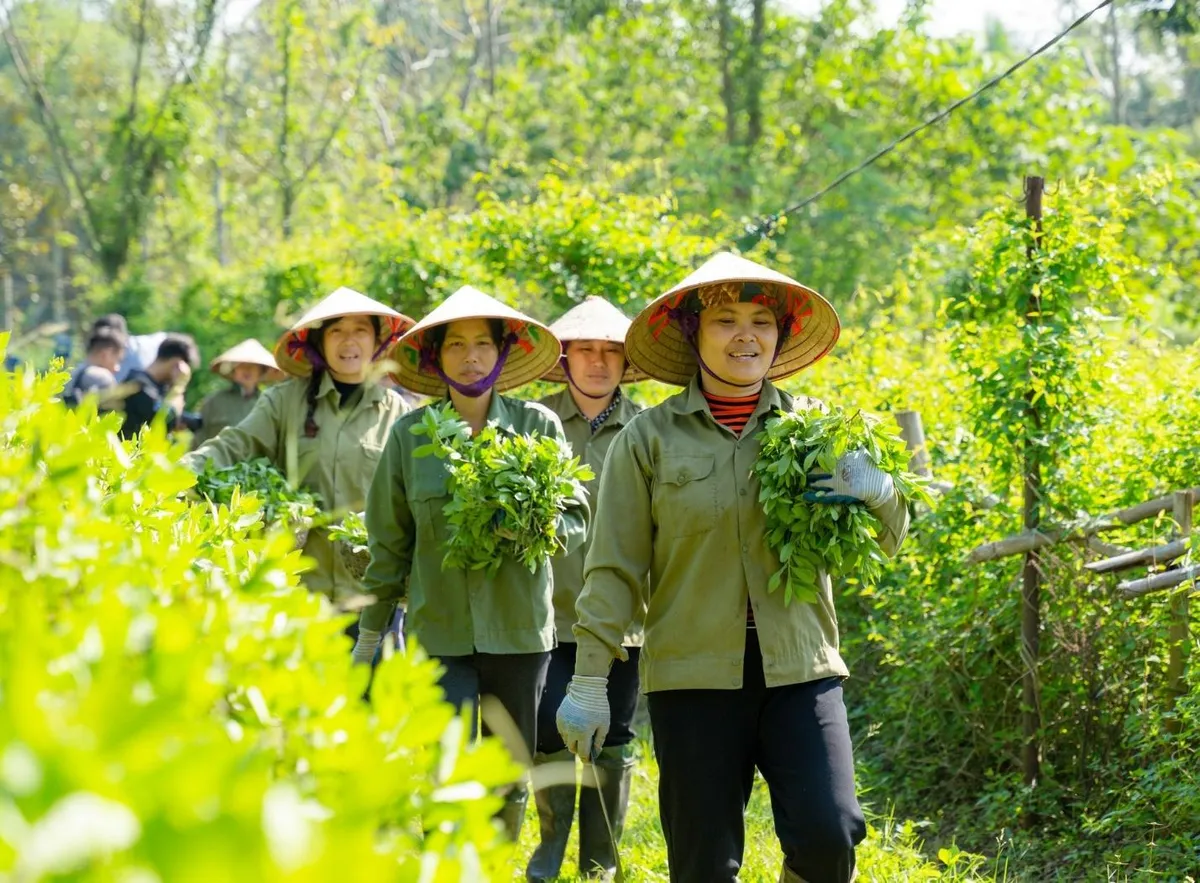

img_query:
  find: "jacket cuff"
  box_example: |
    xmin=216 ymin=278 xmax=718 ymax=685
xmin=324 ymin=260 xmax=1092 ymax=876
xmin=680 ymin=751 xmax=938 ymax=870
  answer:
xmin=573 ymin=633 xmax=616 ymax=678
xmin=359 ymin=599 xmax=394 ymax=633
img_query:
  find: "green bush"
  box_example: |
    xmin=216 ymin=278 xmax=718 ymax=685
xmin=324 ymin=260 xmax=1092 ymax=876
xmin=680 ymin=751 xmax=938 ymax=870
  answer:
xmin=0 ymin=333 xmax=522 ymax=880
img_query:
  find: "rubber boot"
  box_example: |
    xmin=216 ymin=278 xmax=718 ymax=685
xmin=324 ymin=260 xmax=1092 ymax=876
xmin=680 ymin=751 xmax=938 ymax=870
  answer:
xmin=497 ymin=784 xmax=529 ymax=843
xmin=578 ymin=743 xmax=636 ymax=880
xmin=526 ymin=750 xmax=578 ymax=882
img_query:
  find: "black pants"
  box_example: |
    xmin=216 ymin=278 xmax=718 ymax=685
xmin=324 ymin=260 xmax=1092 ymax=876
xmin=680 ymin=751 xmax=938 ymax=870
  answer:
xmin=436 ymin=651 xmax=551 ymax=762
xmin=647 ymin=629 xmax=865 ymax=883
xmin=536 ymin=642 xmax=641 ymax=754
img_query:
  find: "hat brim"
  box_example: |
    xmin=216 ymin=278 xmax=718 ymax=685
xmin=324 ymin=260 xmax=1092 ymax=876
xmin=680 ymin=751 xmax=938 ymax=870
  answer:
xmin=390 ymin=306 xmax=561 ymax=396
xmin=626 ymin=271 xmax=840 ymax=387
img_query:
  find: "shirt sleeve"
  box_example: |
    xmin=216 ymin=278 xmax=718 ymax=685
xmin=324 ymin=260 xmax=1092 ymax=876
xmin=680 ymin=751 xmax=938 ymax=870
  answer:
xmin=359 ymin=424 xmax=416 ymax=633
xmin=546 ymin=410 xmax=590 ymax=559
xmin=181 ymin=389 xmax=281 ymax=472
xmin=870 ymin=489 xmax=911 ymax=557
xmin=572 ymin=425 xmax=652 ymax=678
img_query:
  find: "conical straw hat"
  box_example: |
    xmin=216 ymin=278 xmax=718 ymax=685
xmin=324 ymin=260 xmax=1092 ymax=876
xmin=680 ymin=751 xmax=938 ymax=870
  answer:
xmin=274 ymin=287 xmax=415 ymax=378
xmin=390 ymin=285 xmax=561 ymax=396
xmin=543 ymin=296 xmax=647 ymax=384
xmin=209 ymin=339 xmax=279 ymax=376
xmin=625 ymin=252 xmax=840 ymax=386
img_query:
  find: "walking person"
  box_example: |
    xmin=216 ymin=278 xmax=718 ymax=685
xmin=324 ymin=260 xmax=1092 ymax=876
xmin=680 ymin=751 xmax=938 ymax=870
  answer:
xmin=556 ymin=253 xmax=911 ymax=883
xmin=527 ymin=297 xmax=645 ymax=882
xmin=184 ymin=287 xmax=414 ymax=604
xmin=191 ymin=339 xmax=282 ymax=447
xmin=352 ymin=285 xmax=590 ymax=841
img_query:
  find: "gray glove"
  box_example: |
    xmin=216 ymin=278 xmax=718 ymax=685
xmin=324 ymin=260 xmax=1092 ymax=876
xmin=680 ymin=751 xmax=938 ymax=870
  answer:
xmin=351 ymin=627 xmax=382 ymax=665
xmin=804 ymin=449 xmax=896 ymax=507
xmin=556 ymin=675 xmax=610 ymax=761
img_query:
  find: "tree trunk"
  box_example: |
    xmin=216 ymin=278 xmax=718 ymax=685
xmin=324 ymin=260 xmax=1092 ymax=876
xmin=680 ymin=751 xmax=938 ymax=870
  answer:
xmin=717 ymin=0 xmax=739 ymax=147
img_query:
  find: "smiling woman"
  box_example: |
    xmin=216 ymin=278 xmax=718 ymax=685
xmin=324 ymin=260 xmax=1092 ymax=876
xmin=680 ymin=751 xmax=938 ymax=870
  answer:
xmin=182 ymin=287 xmax=415 ymax=604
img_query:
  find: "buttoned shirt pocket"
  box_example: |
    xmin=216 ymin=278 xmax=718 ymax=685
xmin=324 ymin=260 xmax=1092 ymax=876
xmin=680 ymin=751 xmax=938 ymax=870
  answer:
xmin=408 ymin=469 xmax=449 ymax=546
xmin=654 ymin=453 xmax=718 ymax=538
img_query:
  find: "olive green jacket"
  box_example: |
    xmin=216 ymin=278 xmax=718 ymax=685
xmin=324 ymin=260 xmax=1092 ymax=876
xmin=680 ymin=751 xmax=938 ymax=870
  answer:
xmin=536 ymin=388 xmax=644 ymax=646
xmin=192 ymin=385 xmax=260 ymax=448
xmin=359 ymin=393 xmax=591 ymax=656
xmin=183 ymin=375 xmax=408 ymax=601
xmin=573 ymin=376 xmax=910 ymax=693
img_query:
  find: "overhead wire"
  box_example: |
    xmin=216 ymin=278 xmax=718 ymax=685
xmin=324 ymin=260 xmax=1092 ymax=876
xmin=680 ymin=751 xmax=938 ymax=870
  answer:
xmin=721 ymin=0 xmax=1116 ymax=255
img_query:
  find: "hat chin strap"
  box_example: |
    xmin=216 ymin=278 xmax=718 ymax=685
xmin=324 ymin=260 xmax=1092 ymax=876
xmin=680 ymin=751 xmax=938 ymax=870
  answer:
xmin=420 ymin=331 xmax=518 ymax=398
xmin=560 ymin=355 xmax=617 ymax=400
xmin=669 ymin=306 xmax=791 ymax=389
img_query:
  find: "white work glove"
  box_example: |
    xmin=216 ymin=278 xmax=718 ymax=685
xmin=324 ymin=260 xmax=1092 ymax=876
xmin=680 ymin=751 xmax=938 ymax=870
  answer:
xmin=804 ymin=449 xmax=896 ymax=507
xmin=556 ymin=676 xmax=610 ymax=761
xmin=351 ymin=627 xmax=382 ymax=665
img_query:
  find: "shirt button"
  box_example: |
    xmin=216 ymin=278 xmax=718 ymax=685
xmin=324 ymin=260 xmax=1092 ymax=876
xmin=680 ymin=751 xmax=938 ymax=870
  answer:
xmin=739 ymin=487 xmax=747 ymax=496
xmin=678 ymin=470 xmax=689 ymax=481
xmin=741 ymin=544 xmax=749 ymax=554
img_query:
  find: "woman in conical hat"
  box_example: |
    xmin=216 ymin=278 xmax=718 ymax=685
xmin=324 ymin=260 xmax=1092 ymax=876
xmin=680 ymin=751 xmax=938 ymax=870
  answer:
xmin=184 ymin=287 xmax=415 ymax=603
xmin=555 ymin=253 xmax=911 ymax=883
xmin=526 ymin=296 xmax=645 ymax=882
xmin=190 ymin=339 xmax=282 ymax=448
xmin=352 ymin=284 xmax=590 ymax=844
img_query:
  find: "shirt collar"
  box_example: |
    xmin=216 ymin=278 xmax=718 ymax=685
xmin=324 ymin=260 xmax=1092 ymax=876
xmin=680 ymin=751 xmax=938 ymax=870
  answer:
xmin=553 ymin=386 xmax=638 ymax=431
xmin=316 ymin=371 xmax=388 ymax=408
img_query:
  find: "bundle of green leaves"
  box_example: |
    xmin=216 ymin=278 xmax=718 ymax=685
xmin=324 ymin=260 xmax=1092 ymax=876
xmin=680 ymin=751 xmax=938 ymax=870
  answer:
xmin=193 ymin=457 xmax=322 ymax=529
xmin=411 ymin=404 xmax=593 ymax=574
xmin=328 ymin=510 xmax=368 ymax=549
xmin=754 ymin=405 xmax=932 ymax=605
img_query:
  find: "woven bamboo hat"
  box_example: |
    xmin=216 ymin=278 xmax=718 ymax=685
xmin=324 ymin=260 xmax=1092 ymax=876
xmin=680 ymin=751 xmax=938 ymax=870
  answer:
xmin=544 ymin=296 xmax=647 ymax=384
xmin=274 ymin=287 xmax=415 ymax=379
xmin=626 ymin=252 xmax=840 ymax=386
xmin=209 ymin=339 xmax=280 ymax=378
xmin=390 ymin=285 xmax=561 ymax=396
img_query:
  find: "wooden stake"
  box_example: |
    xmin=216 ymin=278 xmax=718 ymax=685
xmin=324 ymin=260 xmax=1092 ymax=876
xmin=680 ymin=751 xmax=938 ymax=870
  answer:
xmin=1165 ymin=491 xmax=1193 ymax=734
xmin=1086 ymin=539 xmax=1188 ymax=575
xmin=895 ymin=410 xmax=931 ymax=477
xmin=1021 ymin=174 xmax=1045 ymax=797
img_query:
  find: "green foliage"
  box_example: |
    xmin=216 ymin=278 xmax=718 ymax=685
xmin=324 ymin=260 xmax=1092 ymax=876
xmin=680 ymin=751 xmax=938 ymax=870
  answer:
xmin=328 ymin=509 xmax=368 ymax=548
xmin=410 ymin=403 xmax=593 ymax=574
xmin=754 ymin=405 xmax=932 ymax=605
xmin=0 ymin=333 xmax=522 ymax=879
xmin=194 ymin=456 xmax=323 ymax=529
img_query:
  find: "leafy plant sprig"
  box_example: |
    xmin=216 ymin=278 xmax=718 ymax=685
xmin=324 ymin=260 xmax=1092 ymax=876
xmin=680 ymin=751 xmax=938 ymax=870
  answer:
xmin=754 ymin=405 xmax=933 ymax=605
xmin=410 ymin=403 xmax=593 ymax=574
xmin=194 ymin=457 xmax=323 ymax=528
xmin=328 ymin=510 xmax=368 ymax=550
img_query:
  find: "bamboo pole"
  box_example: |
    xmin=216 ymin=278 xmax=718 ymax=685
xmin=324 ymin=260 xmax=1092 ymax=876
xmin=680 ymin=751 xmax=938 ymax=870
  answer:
xmin=1085 ymin=539 xmax=1187 ymax=574
xmin=1119 ymin=564 xmax=1199 ymax=597
xmin=1165 ymin=491 xmax=1193 ymax=733
xmin=894 ymin=410 xmax=931 ymax=477
xmin=967 ymin=486 xmax=1200 ymax=564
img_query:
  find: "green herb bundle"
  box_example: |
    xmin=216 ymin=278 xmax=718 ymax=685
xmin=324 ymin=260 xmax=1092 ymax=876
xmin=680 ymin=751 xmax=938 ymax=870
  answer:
xmin=194 ymin=457 xmax=323 ymax=529
xmin=754 ymin=406 xmax=932 ymax=605
xmin=410 ymin=404 xmax=593 ymax=574
xmin=328 ymin=510 xmax=368 ymax=549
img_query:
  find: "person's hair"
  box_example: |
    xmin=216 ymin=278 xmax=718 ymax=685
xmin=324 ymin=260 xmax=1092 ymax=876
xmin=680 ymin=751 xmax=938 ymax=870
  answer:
xmin=86 ymin=328 xmax=126 ymax=355
xmin=90 ymin=313 xmax=129 ymax=347
xmin=303 ymin=314 xmax=383 ymax=438
xmin=427 ymin=318 xmax=506 ymax=355
xmin=92 ymin=313 xmax=128 ymax=336
xmin=154 ymin=333 xmax=200 ymax=369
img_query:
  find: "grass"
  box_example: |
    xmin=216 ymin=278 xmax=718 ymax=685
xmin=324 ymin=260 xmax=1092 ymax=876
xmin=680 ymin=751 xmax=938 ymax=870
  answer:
xmin=509 ymin=737 xmax=1005 ymax=882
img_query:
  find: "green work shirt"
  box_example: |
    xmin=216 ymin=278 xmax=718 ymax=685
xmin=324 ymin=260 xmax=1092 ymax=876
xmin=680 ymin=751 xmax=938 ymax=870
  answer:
xmin=536 ymin=387 xmax=644 ymax=646
xmin=359 ymin=393 xmax=591 ymax=656
xmin=183 ymin=375 xmax=408 ymax=602
xmin=192 ymin=384 xmax=260 ymax=448
xmin=573 ymin=376 xmax=910 ymax=693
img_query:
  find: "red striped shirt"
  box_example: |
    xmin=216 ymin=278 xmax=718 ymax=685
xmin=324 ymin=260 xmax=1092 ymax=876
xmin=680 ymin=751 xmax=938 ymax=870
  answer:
xmin=703 ymin=390 xmax=760 ymax=435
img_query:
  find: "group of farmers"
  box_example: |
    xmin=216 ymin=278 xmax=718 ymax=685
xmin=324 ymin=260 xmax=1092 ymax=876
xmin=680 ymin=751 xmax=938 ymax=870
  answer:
xmin=179 ymin=252 xmax=911 ymax=883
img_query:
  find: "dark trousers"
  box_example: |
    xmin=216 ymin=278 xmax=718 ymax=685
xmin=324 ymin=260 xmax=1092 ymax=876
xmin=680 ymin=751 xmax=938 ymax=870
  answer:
xmin=647 ymin=629 xmax=866 ymax=883
xmin=536 ymin=642 xmax=641 ymax=754
xmin=436 ymin=651 xmax=551 ymax=762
